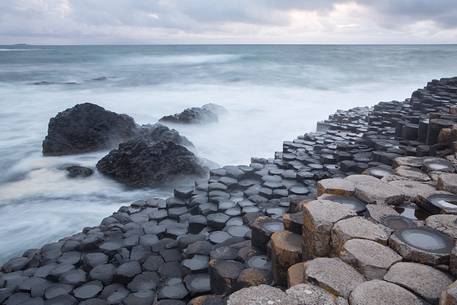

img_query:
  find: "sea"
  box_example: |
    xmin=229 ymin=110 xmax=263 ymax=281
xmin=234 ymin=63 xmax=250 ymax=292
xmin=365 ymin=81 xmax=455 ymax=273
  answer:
xmin=0 ymin=44 xmax=457 ymax=262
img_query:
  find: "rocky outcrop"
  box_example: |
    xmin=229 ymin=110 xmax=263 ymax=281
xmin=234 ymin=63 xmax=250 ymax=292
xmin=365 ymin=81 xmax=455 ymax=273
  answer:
xmin=64 ymin=165 xmax=94 ymax=178
xmin=159 ymin=103 xmax=226 ymax=124
xmin=7 ymin=77 xmax=457 ymax=305
xmin=42 ymin=103 xmax=137 ymax=156
xmin=136 ymin=123 xmax=193 ymax=148
xmin=96 ymin=140 xmax=205 ymax=187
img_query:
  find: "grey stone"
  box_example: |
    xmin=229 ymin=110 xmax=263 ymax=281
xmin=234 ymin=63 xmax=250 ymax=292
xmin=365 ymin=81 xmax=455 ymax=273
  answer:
xmin=349 ymin=280 xmax=425 ymax=305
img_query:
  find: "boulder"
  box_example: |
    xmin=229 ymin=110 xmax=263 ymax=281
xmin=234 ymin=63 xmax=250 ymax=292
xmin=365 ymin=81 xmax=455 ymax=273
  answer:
xmin=160 ymin=103 xmax=226 ymax=124
xmin=65 ymin=165 xmax=94 ymax=178
xmin=438 ymin=173 xmax=457 ymax=194
xmin=97 ymin=140 xmax=206 ymax=187
xmin=43 ymin=103 xmax=137 ymax=156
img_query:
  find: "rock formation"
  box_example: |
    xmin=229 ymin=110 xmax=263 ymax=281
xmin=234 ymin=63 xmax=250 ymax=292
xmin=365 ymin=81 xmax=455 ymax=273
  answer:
xmin=160 ymin=103 xmax=226 ymax=124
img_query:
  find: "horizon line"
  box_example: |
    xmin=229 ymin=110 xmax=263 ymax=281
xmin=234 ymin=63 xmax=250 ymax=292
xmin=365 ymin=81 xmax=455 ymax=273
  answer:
xmin=2 ymin=42 xmax=457 ymax=46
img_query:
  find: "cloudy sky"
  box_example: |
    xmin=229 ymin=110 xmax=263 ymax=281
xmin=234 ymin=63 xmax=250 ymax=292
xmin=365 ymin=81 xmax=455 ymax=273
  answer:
xmin=1 ymin=0 xmax=456 ymax=44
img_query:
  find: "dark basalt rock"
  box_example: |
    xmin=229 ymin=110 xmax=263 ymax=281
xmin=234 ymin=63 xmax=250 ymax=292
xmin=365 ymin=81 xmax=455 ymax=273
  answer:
xmin=96 ymin=140 xmax=206 ymax=188
xmin=64 ymin=166 xmax=94 ymax=178
xmin=159 ymin=103 xmax=226 ymax=124
xmin=42 ymin=103 xmax=137 ymax=156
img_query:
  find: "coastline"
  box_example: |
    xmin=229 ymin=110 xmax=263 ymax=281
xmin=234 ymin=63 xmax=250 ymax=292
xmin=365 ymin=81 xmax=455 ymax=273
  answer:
xmin=2 ymin=77 xmax=457 ymax=304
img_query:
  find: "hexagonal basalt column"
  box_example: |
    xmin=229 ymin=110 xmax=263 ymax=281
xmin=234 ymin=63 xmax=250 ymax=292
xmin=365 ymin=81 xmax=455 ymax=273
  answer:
xmin=302 ymin=200 xmax=356 ymax=259
xmin=389 ymin=227 xmax=454 ymax=265
xmin=331 ymin=217 xmax=390 ymax=253
xmin=346 ymin=175 xmax=404 ymax=205
xmin=339 ymin=239 xmax=402 ymax=280
xmin=303 ymin=257 xmax=365 ymax=298
xmin=350 ymin=280 xmax=427 ymax=305
xmin=270 ymin=231 xmax=303 ymax=286
xmin=317 ymin=178 xmax=355 ymax=197
xmin=384 ymin=262 xmax=453 ymax=304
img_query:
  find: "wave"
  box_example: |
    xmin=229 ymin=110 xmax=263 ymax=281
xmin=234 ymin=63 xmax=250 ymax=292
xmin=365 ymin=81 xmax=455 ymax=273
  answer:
xmin=115 ymin=53 xmax=244 ymax=66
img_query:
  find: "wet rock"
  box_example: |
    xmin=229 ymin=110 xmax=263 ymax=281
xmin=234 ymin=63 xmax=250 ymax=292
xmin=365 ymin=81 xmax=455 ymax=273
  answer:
xmin=114 ymin=261 xmax=141 ymax=283
xmin=44 ymin=284 xmax=73 ymax=299
xmin=304 ymin=257 xmax=365 ymax=298
xmin=250 ymin=216 xmax=284 ymax=252
xmin=44 ymin=294 xmax=77 ymax=305
xmin=331 ymin=216 xmax=390 ymax=252
xmin=384 ymin=262 xmax=452 ymax=304
xmin=184 ymin=273 xmax=211 ymax=295
xmin=159 ymin=278 xmax=188 ymax=300
xmin=2 ymin=257 xmax=30 ymax=272
xmin=302 ymin=200 xmax=356 ymax=259
xmin=83 ymin=253 xmax=108 ymax=269
xmin=349 ymin=279 xmax=426 ymax=305
xmin=123 ymin=290 xmax=156 ymax=305
xmin=339 ymin=239 xmax=401 ymax=280
xmin=389 ymin=227 xmax=454 ymax=265
xmin=42 ymin=103 xmax=137 ymax=156
xmin=59 ymin=269 xmax=86 ymax=285
xmin=419 ymin=193 xmax=457 ymax=214
xmin=227 ymin=284 xmax=297 ymax=305
xmin=271 ymin=231 xmax=303 ymax=286
xmin=73 ymin=280 xmax=103 ymax=299
xmin=65 ymin=166 xmax=94 ymax=178
xmin=97 ymin=140 xmax=205 ymax=188
xmin=89 ymin=264 xmax=115 ymax=284
xmin=182 ymin=255 xmax=209 ymax=272
xmin=100 ymin=284 xmax=129 ymax=304
xmin=127 ymin=272 xmax=158 ymax=291
xmin=159 ymin=103 xmax=225 ymax=124
xmin=208 ymin=259 xmax=244 ymax=294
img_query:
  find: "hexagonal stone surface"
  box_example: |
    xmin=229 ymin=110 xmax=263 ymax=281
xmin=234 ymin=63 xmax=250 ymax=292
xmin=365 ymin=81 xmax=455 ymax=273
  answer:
xmin=366 ymin=204 xmax=399 ymax=223
xmin=384 ymin=262 xmax=453 ymax=304
xmin=350 ymin=280 xmax=425 ymax=305
xmin=346 ymin=175 xmax=404 ymax=205
xmin=237 ymin=268 xmax=272 ymax=288
xmin=388 ymin=180 xmax=437 ymax=201
xmin=73 ymin=280 xmax=103 ymax=299
xmin=331 ymin=217 xmax=390 ymax=252
xmin=286 ymin=283 xmax=346 ymax=305
xmin=209 ymin=259 xmax=245 ymax=295
xmin=394 ymin=166 xmax=431 ymax=182
xmin=302 ymin=200 xmax=356 ymax=259
xmin=304 ymin=257 xmax=365 ymax=298
xmin=394 ymin=156 xmax=424 ymax=168
xmin=339 ymin=239 xmax=402 ymax=280
xmin=227 ymin=284 xmax=297 ymax=305
xmin=271 ymin=231 xmax=303 ymax=286
xmin=389 ymin=227 xmax=454 ymax=265
xmin=287 ymin=262 xmax=305 ymax=288
xmin=438 ymin=173 xmax=457 ymax=194
xmin=426 ymin=214 xmax=457 ymax=239
xmin=317 ymin=178 xmax=355 ymax=197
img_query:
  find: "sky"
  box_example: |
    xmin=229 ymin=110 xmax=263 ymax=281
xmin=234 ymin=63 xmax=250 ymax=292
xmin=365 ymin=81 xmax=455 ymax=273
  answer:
xmin=0 ymin=0 xmax=456 ymax=44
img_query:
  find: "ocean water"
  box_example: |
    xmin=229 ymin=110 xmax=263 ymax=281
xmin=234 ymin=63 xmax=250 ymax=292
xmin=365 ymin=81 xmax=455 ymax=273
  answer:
xmin=1 ymin=44 xmax=457 ymax=262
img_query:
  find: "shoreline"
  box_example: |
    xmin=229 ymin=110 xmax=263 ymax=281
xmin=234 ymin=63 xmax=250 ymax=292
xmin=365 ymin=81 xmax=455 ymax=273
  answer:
xmin=2 ymin=77 xmax=457 ymax=304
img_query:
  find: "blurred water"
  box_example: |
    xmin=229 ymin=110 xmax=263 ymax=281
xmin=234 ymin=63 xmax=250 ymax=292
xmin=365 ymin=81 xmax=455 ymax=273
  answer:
xmin=0 ymin=44 xmax=457 ymax=262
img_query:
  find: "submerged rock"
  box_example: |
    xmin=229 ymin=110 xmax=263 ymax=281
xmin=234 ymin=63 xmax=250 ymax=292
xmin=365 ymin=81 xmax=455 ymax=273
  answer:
xmin=43 ymin=103 xmax=137 ymax=156
xmin=64 ymin=165 xmax=94 ymax=178
xmin=96 ymin=140 xmax=206 ymax=188
xmin=160 ymin=103 xmax=226 ymax=124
